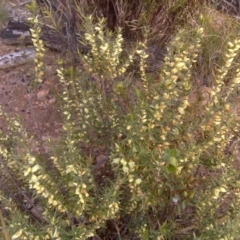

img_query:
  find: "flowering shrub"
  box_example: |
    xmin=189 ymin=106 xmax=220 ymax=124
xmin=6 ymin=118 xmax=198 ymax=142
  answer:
xmin=1 ymin=1 xmax=240 ymax=239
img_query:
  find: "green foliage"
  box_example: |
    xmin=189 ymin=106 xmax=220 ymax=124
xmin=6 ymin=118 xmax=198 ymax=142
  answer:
xmin=1 ymin=1 xmax=240 ymax=239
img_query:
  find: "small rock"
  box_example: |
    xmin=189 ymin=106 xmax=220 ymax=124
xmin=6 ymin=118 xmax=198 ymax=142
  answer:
xmin=37 ymin=89 xmax=50 ymax=100
xmin=46 ymin=65 xmax=53 ymax=72
xmin=49 ymin=98 xmax=56 ymax=104
xmin=96 ymin=154 xmax=108 ymax=166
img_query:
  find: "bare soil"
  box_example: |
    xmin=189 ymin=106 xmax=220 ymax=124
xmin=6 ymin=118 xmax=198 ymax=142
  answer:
xmin=0 ymin=39 xmax=63 ymax=153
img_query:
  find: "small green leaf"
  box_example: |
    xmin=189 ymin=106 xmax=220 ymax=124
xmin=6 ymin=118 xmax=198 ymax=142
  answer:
xmin=163 ymin=148 xmax=178 ymax=160
xmin=65 ymin=67 xmax=74 ymax=77
xmin=166 ymin=156 xmax=178 ymax=173
xmin=135 ymin=88 xmax=142 ymax=99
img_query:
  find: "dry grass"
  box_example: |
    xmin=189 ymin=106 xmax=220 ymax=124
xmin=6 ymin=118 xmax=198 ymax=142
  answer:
xmin=0 ymin=0 xmax=8 ymax=28
xmin=36 ymin=0 xmax=207 ymax=52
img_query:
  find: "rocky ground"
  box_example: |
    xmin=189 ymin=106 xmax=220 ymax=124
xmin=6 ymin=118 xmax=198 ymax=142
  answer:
xmin=0 ymin=39 xmax=63 ymax=153
xmin=0 ymin=0 xmax=71 ymax=154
